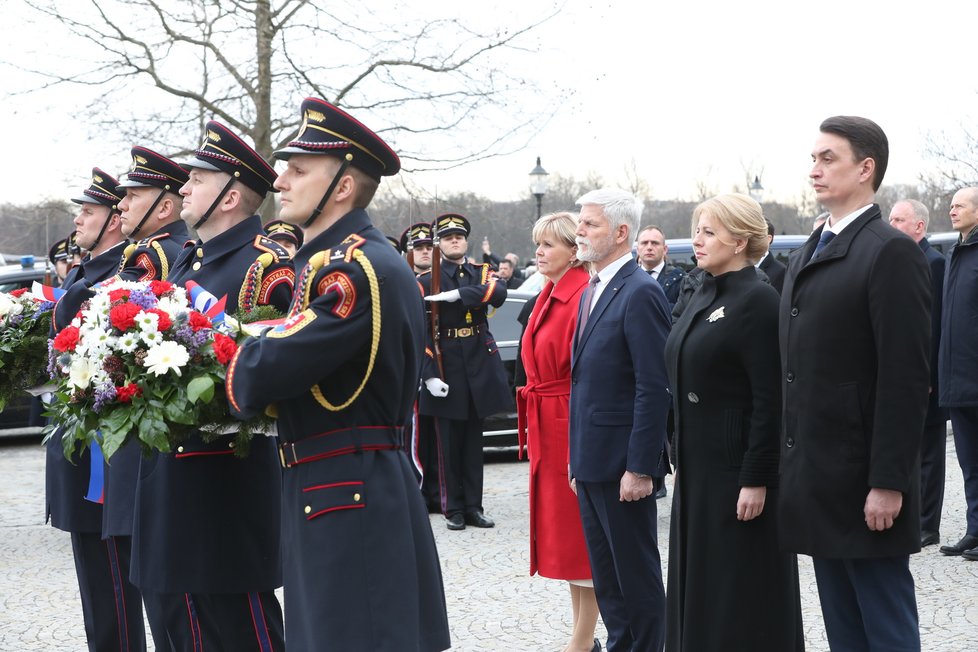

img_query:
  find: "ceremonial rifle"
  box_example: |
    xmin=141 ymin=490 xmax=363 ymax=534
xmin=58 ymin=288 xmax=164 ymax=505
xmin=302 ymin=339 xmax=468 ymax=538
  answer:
xmin=430 ymin=229 xmax=445 ymax=379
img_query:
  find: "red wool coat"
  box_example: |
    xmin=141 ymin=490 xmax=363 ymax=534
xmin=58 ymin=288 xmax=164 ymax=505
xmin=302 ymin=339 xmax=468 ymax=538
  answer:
xmin=517 ymin=265 xmax=592 ymax=579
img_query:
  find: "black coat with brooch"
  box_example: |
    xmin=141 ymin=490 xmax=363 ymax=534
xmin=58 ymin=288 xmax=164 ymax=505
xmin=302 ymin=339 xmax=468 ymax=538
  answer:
xmin=664 ymin=265 xmax=802 ymax=651
xmin=778 ymin=205 xmax=930 ymax=558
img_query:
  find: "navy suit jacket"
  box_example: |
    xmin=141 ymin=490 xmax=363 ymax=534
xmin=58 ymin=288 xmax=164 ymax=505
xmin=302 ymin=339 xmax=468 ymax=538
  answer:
xmin=569 ymin=259 xmax=672 ymax=483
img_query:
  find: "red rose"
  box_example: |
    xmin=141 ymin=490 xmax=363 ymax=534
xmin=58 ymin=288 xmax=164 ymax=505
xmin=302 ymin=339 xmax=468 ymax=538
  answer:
xmin=188 ymin=311 xmax=212 ymax=332
xmin=53 ymin=326 xmax=81 ymax=352
xmin=116 ymin=383 xmax=143 ymax=403
xmin=212 ymin=333 xmax=238 ymax=365
xmin=108 ymin=288 xmax=130 ymax=303
xmin=10 ymin=288 xmax=28 ymax=298
xmin=109 ymin=303 xmax=142 ymax=332
xmin=148 ymin=308 xmax=172 ymax=332
xmin=149 ymin=280 xmax=174 ymax=297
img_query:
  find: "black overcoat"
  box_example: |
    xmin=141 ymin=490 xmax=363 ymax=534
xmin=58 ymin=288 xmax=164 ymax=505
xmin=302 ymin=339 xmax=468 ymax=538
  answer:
xmin=778 ymin=205 xmax=931 ymax=557
xmin=664 ymin=266 xmax=802 ymax=651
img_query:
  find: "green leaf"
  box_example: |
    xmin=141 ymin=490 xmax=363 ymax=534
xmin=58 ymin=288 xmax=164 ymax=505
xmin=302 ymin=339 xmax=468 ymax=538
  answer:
xmin=187 ymin=376 xmax=215 ymax=404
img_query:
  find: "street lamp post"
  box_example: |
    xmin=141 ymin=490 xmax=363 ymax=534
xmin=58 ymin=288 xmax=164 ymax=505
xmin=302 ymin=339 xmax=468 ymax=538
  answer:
xmin=529 ymin=156 xmax=549 ymax=220
xmin=748 ymin=175 xmax=764 ymax=203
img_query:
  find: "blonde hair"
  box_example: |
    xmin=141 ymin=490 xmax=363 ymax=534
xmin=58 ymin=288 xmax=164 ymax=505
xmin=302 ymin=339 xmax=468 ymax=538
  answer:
xmin=690 ymin=193 xmax=768 ymax=263
xmin=532 ymin=211 xmax=584 ymax=268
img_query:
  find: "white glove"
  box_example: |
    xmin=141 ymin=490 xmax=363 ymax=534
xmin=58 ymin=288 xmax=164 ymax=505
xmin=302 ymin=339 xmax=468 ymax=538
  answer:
xmin=425 ymin=377 xmax=450 ymax=397
xmin=425 ymin=289 xmax=461 ymax=303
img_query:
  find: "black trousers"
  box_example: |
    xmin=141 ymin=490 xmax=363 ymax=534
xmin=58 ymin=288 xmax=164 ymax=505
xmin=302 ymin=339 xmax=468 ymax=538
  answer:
xmin=920 ymin=418 xmax=947 ymax=533
xmin=146 ymin=589 xmax=284 ymax=652
xmin=434 ymin=416 xmax=485 ymax=517
xmin=417 ymin=415 xmax=443 ymax=512
xmin=70 ymin=532 xmax=146 ymax=652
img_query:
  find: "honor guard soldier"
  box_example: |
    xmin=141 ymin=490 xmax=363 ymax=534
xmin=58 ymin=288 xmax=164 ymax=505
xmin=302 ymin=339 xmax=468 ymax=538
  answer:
xmin=46 ymin=168 xmax=148 ymax=651
xmin=130 ymin=121 xmax=293 ymax=652
xmin=400 ymin=221 xmax=441 ymax=509
xmin=401 ymin=221 xmax=435 ymax=275
xmin=419 ymin=213 xmax=512 ymax=530
xmin=226 ymin=97 xmax=451 ymax=652
xmin=48 ymin=236 xmax=72 ymax=282
xmin=264 ymin=218 xmax=303 ymax=257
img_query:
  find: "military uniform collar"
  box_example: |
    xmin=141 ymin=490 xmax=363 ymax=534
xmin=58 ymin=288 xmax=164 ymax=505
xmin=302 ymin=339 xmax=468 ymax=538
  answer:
xmin=193 ymin=215 xmax=263 ymax=263
xmin=142 ymin=219 xmax=189 ymax=242
xmin=295 ymin=208 xmax=371 ymax=270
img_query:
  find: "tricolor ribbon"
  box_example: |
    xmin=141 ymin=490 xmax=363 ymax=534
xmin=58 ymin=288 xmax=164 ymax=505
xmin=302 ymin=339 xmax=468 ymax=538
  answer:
xmin=185 ymin=280 xmax=228 ymax=326
xmin=84 ymin=433 xmax=105 ymax=505
xmin=31 ymin=281 xmax=66 ymax=303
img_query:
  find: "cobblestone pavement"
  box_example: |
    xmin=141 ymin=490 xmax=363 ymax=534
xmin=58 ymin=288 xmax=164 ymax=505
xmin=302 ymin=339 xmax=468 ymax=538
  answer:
xmin=1 ymin=436 xmax=976 ymax=651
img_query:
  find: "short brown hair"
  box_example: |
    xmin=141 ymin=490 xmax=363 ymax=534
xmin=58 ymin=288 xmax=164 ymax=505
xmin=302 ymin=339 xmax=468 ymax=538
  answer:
xmin=820 ymin=115 xmax=889 ymax=191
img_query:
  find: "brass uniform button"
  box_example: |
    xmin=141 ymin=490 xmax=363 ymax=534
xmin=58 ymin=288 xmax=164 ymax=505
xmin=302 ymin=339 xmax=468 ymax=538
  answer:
xmin=177 ymin=446 xmax=185 ymax=453
xmin=353 ymin=493 xmax=361 ymax=502
xmin=196 ymin=249 xmax=204 ymax=258
xmin=192 ymin=262 xmax=201 ymax=271
xmin=304 ymin=505 xmax=312 ymax=514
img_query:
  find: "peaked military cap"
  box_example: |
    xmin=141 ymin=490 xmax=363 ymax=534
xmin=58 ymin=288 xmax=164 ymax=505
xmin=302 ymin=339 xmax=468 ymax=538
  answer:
xmin=184 ymin=121 xmax=278 ymax=196
xmin=117 ymin=146 xmax=189 ymax=192
xmin=386 ymin=235 xmax=402 ymax=253
xmin=264 ymin=219 xmax=304 ymax=249
xmin=274 ymin=97 xmax=400 ymax=181
xmin=48 ymin=238 xmax=70 ymax=264
xmin=432 ymin=213 xmax=470 ymax=238
xmin=399 ymin=221 xmax=434 ymax=252
xmin=71 ymin=167 xmax=123 ymax=207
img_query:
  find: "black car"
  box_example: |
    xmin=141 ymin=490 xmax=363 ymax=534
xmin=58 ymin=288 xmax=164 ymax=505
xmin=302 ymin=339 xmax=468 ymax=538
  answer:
xmin=0 ymin=256 xmax=55 ymax=437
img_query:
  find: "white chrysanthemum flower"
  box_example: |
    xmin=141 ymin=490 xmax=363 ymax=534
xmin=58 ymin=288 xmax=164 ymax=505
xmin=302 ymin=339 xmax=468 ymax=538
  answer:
xmin=137 ymin=311 xmax=160 ymax=333
xmin=117 ymin=332 xmax=141 ymax=353
xmin=141 ymin=330 xmax=163 ymax=347
xmin=143 ymin=341 xmax=189 ymax=377
xmin=67 ymin=357 xmax=95 ymax=390
xmin=0 ymin=293 xmax=13 ymax=318
xmin=156 ymin=297 xmax=184 ymax=317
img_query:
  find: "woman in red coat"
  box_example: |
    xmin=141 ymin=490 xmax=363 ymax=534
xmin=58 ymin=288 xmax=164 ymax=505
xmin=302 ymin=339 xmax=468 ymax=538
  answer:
xmin=517 ymin=211 xmax=599 ymax=652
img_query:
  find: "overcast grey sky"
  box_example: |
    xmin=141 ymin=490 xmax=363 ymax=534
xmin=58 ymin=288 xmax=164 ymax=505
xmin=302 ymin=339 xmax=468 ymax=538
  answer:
xmin=3 ymin=0 xmax=976 ymax=211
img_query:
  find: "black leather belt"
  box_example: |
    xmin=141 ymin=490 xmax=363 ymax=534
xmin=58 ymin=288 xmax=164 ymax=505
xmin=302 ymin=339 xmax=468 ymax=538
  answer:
xmin=441 ymin=323 xmax=486 ymax=338
xmin=279 ymin=426 xmax=403 ymax=468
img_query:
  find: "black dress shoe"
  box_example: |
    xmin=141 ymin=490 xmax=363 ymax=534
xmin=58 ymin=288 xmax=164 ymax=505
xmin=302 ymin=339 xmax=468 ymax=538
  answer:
xmin=446 ymin=514 xmax=465 ymax=530
xmin=939 ymin=534 xmax=978 ymax=556
xmin=921 ymin=530 xmax=940 ymax=547
xmin=591 ymin=638 xmax=602 ymax=652
xmin=962 ymin=546 xmax=978 ymax=561
xmin=654 ymin=485 xmax=667 ymax=499
xmin=464 ymin=511 xmax=495 ymax=528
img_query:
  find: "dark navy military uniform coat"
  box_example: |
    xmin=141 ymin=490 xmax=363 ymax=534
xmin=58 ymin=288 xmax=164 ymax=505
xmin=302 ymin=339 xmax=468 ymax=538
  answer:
xmin=130 ymin=215 xmax=294 ymax=593
xmin=227 ymin=209 xmax=451 ymax=652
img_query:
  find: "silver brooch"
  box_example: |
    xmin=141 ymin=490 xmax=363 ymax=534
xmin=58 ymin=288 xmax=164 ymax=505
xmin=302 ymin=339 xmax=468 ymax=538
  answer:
xmin=706 ymin=306 xmax=725 ymax=322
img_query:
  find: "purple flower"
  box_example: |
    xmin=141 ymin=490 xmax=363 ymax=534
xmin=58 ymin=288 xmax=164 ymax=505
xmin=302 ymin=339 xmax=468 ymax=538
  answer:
xmin=127 ymin=287 xmax=158 ymax=311
xmin=92 ymin=383 xmax=118 ymax=412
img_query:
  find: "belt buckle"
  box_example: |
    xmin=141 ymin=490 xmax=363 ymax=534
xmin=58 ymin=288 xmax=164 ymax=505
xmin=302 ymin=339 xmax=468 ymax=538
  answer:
xmin=458 ymin=327 xmax=473 ymax=337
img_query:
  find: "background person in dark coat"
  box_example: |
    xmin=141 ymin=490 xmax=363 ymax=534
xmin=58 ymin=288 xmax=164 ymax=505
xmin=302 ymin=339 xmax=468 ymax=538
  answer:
xmin=757 ymin=218 xmax=786 ymax=294
xmin=664 ymin=194 xmax=802 ymax=651
xmin=937 ymin=186 xmax=978 ymax=559
xmin=570 ymin=188 xmax=672 ymax=652
xmin=888 ymin=198 xmax=949 ymax=548
xmin=636 ymin=225 xmax=684 ymax=306
xmin=780 ymin=116 xmax=930 ymax=651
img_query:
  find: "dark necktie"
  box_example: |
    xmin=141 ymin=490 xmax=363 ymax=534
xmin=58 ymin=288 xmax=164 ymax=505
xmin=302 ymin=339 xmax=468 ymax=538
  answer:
xmin=810 ymin=230 xmax=837 ymax=261
xmin=576 ymin=275 xmax=601 ymax=341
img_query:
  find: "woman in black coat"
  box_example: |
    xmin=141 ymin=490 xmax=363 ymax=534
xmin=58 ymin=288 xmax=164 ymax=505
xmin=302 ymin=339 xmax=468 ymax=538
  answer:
xmin=664 ymin=194 xmax=803 ymax=651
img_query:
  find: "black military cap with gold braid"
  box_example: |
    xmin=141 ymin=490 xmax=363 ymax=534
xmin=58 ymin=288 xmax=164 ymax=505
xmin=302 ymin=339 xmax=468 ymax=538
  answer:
xmin=399 ymin=221 xmax=434 ymax=252
xmin=185 ymin=121 xmax=278 ymax=196
xmin=71 ymin=167 xmax=123 ymax=208
xmin=264 ymin=219 xmax=304 ymax=249
xmin=48 ymin=238 xmax=70 ymax=264
xmin=274 ymin=97 xmax=400 ymax=181
xmin=117 ymin=146 xmax=189 ymax=192
xmin=432 ymin=213 xmax=470 ymax=238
